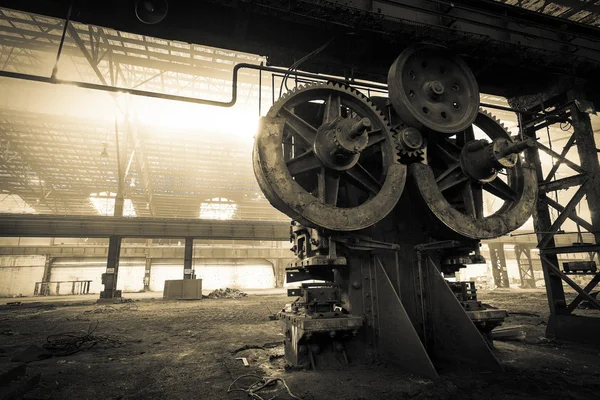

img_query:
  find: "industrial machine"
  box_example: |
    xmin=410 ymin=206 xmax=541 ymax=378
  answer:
xmin=253 ymin=44 xmax=537 ymax=378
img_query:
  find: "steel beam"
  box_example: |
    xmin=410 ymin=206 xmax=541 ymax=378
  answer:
xmin=99 ymin=235 xmax=122 ymax=299
xmin=569 ymin=91 xmax=600 ymax=245
xmin=183 ymin=237 xmax=194 ymax=279
xmin=0 ymin=213 xmax=290 ymax=240
xmin=488 ymin=243 xmax=510 ymax=288
xmin=2 ymin=0 xmax=600 ymax=99
xmin=523 ymin=113 xmax=568 ymax=320
xmin=544 ymin=196 xmax=595 ymax=232
xmin=514 ymin=244 xmax=536 ymax=288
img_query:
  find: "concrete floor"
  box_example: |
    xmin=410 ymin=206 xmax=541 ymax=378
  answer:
xmin=1 ymin=289 xmax=599 ymax=399
xmin=0 ymin=288 xmax=287 ymax=305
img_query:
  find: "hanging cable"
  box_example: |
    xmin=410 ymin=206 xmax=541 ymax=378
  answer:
xmin=51 ymin=0 xmax=74 ymax=79
xmin=278 ymin=33 xmax=351 ymax=98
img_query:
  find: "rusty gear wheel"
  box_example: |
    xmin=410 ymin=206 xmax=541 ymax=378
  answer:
xmin=253 ymin=82 xmax=406 ymax=231
xmin=388 ymin=45 xmax=480 ymax=135
xmin=394 ymin=126 xmax=425 ymax=162
xmin=411 ymin=109 xmax=537 ymax=239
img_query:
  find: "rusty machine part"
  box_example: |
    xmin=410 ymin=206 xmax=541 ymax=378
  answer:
xmin=412 ymin=110 xmax=537 ymax=239
xmin=253 ymin=82 xmax=406 ymax=231
xmin=388 ymin=45 xmax=480 ymax=135
xmin=254 ymin=44 xmax=533 ymax=378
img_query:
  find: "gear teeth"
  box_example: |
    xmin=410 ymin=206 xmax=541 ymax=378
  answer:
xmin=478 ymin=107 xmax=512 ymax=139
xmin=267 ymin=80 xmax=395 ymax=156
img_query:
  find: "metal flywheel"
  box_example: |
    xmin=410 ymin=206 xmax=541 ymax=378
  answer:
xmin=388 ymin=45 xmax=480 ymax=135
xmin=253 ymin=82 xmax=406 ymax=231
xmin=411 ymin=110 xmax=537 ymax=239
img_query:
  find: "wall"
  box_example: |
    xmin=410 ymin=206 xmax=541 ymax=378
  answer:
xmin=0 ymin=255 xmax=46 ymax=297
xmin=150 ymin=258 xmax=275 ymax=292
xmin=50 ymin=258 xmax=146 ymax=294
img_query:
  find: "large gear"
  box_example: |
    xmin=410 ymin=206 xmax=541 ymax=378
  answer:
xmin=253 ymin=82 xmax=407 ymax=231
xmin=411 ymin=108 xmax=537 ymax=239
xmin=388 ymin=44 xmax=480 ymax=135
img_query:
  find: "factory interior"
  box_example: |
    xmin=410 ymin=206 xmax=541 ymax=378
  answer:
xmin=0 ymin=0 xmax=599 ymax=399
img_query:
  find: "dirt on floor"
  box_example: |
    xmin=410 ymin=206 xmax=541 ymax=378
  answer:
xmin=0 ymin=289 xmax=599 ymax=400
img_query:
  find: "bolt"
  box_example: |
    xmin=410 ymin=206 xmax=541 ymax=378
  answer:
xmin=427 ymin=80 xmax=445 ymax=96
xmin=352 ymin=281 xmax=361 ymax=289
xmin=335 ymin=343 xmax=344 ymax=352
xmin=330 ymin=330 xmax=336 ymax=338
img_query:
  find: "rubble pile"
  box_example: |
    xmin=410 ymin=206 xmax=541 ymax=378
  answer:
xmin=207 ymin=288 xmax=248 ymax=299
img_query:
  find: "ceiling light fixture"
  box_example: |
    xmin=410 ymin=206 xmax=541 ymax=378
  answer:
xmin=100 ymin=143 xmax=109 ymax=158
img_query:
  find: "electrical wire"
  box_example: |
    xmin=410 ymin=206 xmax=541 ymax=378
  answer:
xmin=43 ymin=321 xmax=123 ymax=356
xmin=278 ymin=33 xmax=352 ymax=98
xmin=51 ymin=0 xmax=74 ymax=79
xmin=228 ymin=374 xmax=302 ymax=400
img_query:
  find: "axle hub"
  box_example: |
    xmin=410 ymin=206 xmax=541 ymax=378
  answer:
xmin=460 ymin=137 xmax=535 ymax=182
xmin=314 ymin=117 xmax=371 ymax=171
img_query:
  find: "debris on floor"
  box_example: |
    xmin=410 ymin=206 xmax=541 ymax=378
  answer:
xmin=491 ymin=326 xmax=526 ymax=342
xmin=82 ymin=302 xmax=138 ymax=314
xmin=228 ymin=374 xmax=302 ymax=400
xmin=231 ymin=341 xmax=282 ymax=354
xmin=207 ymin=288 xmax=248 ymax=299
xmin=42 ymin=321 xmax=124 ymax=356
xmin=236 ymin=357 xmax=249 ymax=367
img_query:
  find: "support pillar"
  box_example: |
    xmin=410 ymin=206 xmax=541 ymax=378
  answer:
xmin=515 ymin=244 xmax=536 ymax=288
xmin=569 ymin=92 xmax=600 ymax=245
xmin=100 ymin=235 xmax=122 ymax=300
xmin=36 ymin=255 xmax=54 ymax=296
xmin=524 ymin=114 xmax=567 ymax=319
xmin=183 ymin=237 xmax=195 ymax=279
xmin=488 ymin=243 xmax=510 ymax=288
xmin=143 ymin=238 xmax=151 ymax=291
xmin=144 ymin=257 xmax=152 ymax=291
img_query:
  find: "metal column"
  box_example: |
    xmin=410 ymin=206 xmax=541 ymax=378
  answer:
xmin=100 ymin=235 xmax=122 ymax=299
xmin=569 ymin=93 xmax=600 ymax=245
xmin=183 ymin=237 xmax=195 ymax=279
xmin=515 ymin=244 xmax=536 ymax=288
xmin=524 ymin=113 xmax=569 ymax=316
xmin=523 ymin=92 xmax=600 ymax=343
xmin=488 ymin=243 xmax=510 ymax=288
xmin=144 ymin=257 xmax=152 ymax=291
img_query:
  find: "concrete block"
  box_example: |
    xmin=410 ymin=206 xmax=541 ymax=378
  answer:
xmin=163 ymin=279 xmax=202 ymax=300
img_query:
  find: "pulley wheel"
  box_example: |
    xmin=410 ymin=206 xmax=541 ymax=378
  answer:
xmin=388 ymin=45 xmax=479 ymax=134
xmin=253 ymin=82 xmax=406 ymax=231
xmin=411 ymin=110 xmax=537 ymax=239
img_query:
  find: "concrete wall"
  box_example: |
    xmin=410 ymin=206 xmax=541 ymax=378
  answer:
xmin=150 ymin=258 xmax=275 ymax=292
xmin=50 ymin=258 xmax=146 ymax=294
xmin=0 ymin=255 xmax=46 ymax=297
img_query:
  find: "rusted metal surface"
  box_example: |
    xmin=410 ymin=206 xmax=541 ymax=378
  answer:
xmin=412 ymin=111 xmax=537 ymax=239
xmin=388 ymin=45 xmax=480 ymax=134
xmin=253 ymin=83 xmax=406 ymax=231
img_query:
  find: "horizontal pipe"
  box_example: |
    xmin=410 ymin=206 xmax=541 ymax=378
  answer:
xmin=0 ymin=63 xmax=387 ymax=108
